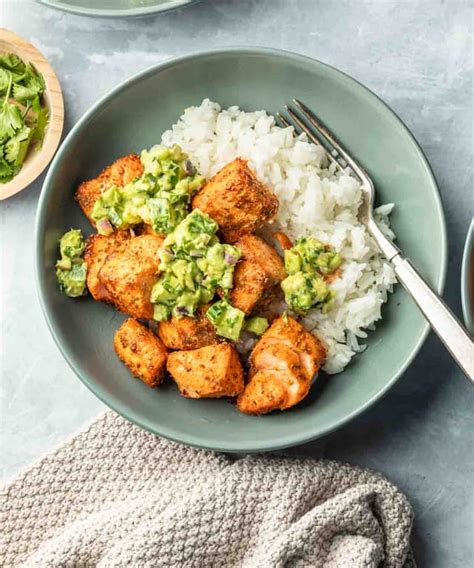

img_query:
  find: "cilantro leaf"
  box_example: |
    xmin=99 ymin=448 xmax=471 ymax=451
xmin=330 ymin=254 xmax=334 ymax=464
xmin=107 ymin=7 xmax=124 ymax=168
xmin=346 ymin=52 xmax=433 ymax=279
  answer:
xmin=0 ymin=157 xmax=13 ymax=182
xmin=0 ymin=54 xmax=25 ymax=74
xmin=31 ymin=106 xmax=49 ymax=147
xmin=12 ymin=65 xmax=45 ymax=102
xmin=5 ymin=126 xmax=32 ymax=167
xmin=12 ymin=82 xmax=40 ymax=102
xmin=0 ymin=68 xmax=11 ymax=94
xmin=0 ymin=102 xmax=23 ymax=140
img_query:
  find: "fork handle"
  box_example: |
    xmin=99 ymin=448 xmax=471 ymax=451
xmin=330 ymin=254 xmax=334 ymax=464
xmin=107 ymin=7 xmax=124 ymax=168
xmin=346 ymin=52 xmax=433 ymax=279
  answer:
xmin=391 ymin=255 xmax=473 ymax=381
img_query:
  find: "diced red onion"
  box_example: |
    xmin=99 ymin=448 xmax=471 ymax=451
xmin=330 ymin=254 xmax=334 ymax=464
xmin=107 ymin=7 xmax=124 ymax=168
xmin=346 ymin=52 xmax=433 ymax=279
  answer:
xmin=97 ymin=218 xmax=113 ymax=235
xmin=184 ymin=159 xmax=195 ymax=175
xmin=190 ymin=250 xmax=203 ymax=258
xmin=224 ymin=252 xmax=238 ymax=265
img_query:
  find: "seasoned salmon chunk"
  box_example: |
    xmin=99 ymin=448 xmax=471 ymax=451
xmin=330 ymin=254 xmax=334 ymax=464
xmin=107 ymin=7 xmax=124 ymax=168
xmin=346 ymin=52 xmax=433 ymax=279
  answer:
xmin=76 ymin=154 xmax=143 ymax=225
xmin=237 ymin=369 xmax=309 ymax=415
xmin=84 ymin=231 xmax=130 ymax=302
xmin=167 ymin=343 xmax=244 ymax=398
xmin=158 ymin=307 xmax=218 ymax=350
xmin=250 ymin=316 xmax=327 ymax=381
xmin=228 ymin=235 xmax=285 ymax=314
xmin=237 ymin=316 xmax=326 ymax=414
xmin=99 ymin=235 xmax=163 ymax=320
xmin=192 ymin=158 xmax=279 ymax=243
xmin=114 ymin=318 xmax=168 ymax=387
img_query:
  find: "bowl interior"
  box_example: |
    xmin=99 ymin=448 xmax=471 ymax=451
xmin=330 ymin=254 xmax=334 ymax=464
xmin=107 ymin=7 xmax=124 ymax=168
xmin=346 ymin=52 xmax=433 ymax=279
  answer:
xmin=37 ymin=49 xmax=446 ymax=452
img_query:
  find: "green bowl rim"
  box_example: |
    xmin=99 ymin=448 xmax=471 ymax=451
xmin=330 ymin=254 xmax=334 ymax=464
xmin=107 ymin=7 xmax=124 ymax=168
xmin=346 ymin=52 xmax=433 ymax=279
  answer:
xmin=35 ymin=47 xmax=448 ymax=452
xmin=38 ymin=0 xmax=199 ymax=18
xmin=461 ymin=220 xmax=473 ymax=334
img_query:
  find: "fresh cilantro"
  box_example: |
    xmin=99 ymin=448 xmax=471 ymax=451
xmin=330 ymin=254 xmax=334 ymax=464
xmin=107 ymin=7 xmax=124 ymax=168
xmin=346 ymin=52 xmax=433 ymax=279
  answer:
xmin=0 ymin=80 xmax=23 ymax=140
xmin=0 ymin=53 xmax=48 ymax=183
xmin=31 ymin=106 xmax=48 ymax=147
xmin=0 ymin=54 xmax=25 ymax=73
xmin=5 ymin=126 xmax=32 ymax=167
xmin=0 ymin=68 xmax=11 ymax=94
xmin=13 ymin=64 xmax=45 ymax=102
xmin=0 ymin=157 xmax=13 ymax=182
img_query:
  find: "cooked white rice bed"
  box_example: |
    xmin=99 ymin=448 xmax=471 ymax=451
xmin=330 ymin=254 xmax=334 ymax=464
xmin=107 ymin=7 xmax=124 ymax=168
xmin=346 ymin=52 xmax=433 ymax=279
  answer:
xmin=162 ymin=100 xmax=397 ymax=374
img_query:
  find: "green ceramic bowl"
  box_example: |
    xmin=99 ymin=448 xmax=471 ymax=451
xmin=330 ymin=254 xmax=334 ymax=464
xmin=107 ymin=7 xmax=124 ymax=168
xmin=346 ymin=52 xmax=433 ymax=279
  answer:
xmin=36 ymin=48 xmax=447 ymax=452
xmin=461 ymin=221 xmax=473 ymax=334
xmin=38 ymin=0 xmax=198 ymax=18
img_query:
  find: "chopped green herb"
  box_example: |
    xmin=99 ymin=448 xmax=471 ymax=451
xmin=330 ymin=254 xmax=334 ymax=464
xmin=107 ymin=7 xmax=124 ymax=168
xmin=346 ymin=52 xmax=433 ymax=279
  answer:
xmin=0 ymin=53 xmax=48 ymax=184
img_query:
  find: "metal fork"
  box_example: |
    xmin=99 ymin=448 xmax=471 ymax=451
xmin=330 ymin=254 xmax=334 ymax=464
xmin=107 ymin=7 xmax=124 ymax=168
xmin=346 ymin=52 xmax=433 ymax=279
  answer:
xmin=278 ymin=99 xmax=473 ymax=381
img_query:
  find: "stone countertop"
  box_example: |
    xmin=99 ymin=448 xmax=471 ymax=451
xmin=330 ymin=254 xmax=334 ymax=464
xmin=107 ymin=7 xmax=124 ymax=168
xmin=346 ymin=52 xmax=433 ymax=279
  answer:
xmin=1 ymin=0 xmax=472 ymax=565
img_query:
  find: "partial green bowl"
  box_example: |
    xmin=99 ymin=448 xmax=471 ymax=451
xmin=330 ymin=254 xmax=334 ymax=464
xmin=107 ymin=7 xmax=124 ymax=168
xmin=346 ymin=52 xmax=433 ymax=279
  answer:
xmin=36 ymin=48 xmax=447 ymax=452
xmin=38 ymin=0 xmax=198 ymax=18
xmin=461 ymin=221 xmax=473 ymax=335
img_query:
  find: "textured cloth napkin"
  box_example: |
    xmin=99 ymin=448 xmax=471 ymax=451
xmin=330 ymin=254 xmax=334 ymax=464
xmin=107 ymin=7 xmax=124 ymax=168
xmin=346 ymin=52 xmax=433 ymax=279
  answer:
xmin=1 ymin=412 xmax=415 ymax=567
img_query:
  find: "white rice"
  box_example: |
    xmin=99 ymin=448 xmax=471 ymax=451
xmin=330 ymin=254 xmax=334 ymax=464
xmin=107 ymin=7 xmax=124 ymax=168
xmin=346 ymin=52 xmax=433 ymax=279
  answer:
xmin=162 ymin=99 xmax=398 ymax=374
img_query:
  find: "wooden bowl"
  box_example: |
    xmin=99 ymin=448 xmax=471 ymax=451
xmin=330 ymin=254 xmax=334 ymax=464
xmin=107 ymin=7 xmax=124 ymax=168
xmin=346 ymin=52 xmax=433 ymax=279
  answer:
xmin=0 ymin=29 xmax=64 ymax=200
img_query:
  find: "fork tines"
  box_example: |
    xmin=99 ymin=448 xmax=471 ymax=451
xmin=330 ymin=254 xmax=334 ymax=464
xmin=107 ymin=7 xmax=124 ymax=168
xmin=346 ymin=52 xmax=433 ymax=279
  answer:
xmin=278 ymin=99 xmax=367 ymax=182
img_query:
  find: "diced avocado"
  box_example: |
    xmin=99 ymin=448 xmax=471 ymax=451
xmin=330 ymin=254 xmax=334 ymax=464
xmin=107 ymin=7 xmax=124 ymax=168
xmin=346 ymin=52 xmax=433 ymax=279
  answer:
xmin=244 ymin=316 xmax=269 ymax=336
xmin=151 ymin=279 xmax=174 ymax=304
xmin=281 ymin=272 xmax=332 ymax=313
xmin=294 ymin=236 xmax=324 ymax=272
xmin=204 ymin=243 xmax=240 ymax=291
xmin=172 ymin=289 xmax=201 ymax=318
xmin=285 ymin=236 xmax=341 ymax=275
xmin=56 ymin=257 xmax=72 ymax=271
xmin=322 ymin=290 xmax=336 ymax=313
xmin=162 ymin=209 xmax=218 ymax=257
xmin=91 ymin=186 xmax=126 ymax=229
xmin=59 ymin=229 xmax=84 ymax=260
xmin=56 ymin=263 xmax=87 ymax=298
xmin=153 ymin=304 xmax=170 ymax=322
xmin=148 ymin=195 xmax=178 ymax=234
xmin=151 ymin=278 xmax=179 ymax=305
xmin=56 ymin=229 xmax=88 ymax=298
xmin=284 ymin=249 xmax=301 ymax=274
xmin=121 ymin=187 xmax=148 ymax=226
xmin=314 ymin=251 xmax=342 ymax=274
xmin=199 ymin=286 xmax=214 ymax=304
xmin=206 ymin=300 xmax=245 ymax=341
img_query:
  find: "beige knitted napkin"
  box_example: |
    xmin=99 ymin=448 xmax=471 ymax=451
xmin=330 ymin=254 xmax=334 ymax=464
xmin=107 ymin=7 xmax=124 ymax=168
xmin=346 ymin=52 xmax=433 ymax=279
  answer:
xmin=1 ymin=412 xmax=415 ymax=567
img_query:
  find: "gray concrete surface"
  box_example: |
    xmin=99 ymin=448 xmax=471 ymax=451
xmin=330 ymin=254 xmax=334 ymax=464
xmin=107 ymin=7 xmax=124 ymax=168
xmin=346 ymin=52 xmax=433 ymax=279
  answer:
xmin=1 ymin=0 xmax=473 ymax=565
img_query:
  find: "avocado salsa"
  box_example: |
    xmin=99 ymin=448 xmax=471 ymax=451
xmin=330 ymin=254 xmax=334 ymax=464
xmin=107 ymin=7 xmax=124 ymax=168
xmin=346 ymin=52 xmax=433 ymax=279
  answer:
xmin=55 ymin=229 xmax=87 ymax=298
xmin=281 ymin=236 xmax=342 ymax=314
xmin=152 ymin=210 xmax=241 ymax=317
xmin=91 ymin=144 xmax=205 ymax=235
xmin=56 ymin=144 xmax=343 ymax=341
